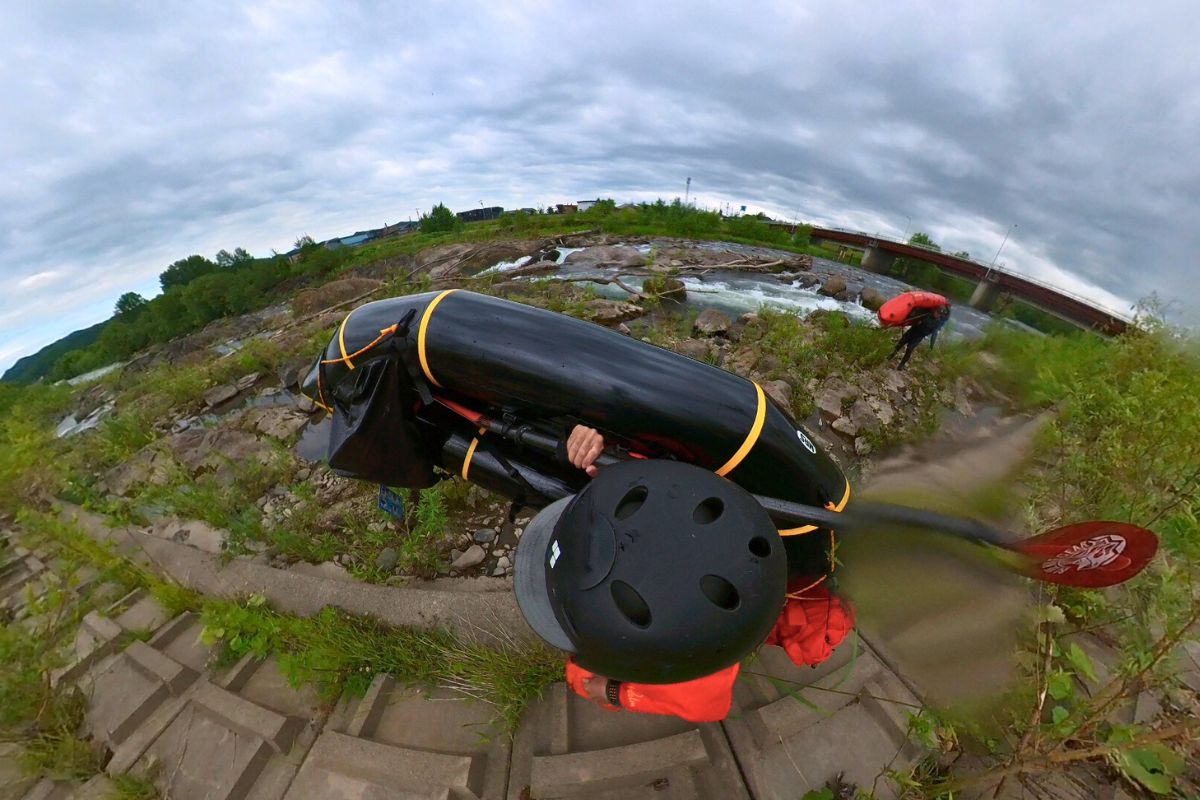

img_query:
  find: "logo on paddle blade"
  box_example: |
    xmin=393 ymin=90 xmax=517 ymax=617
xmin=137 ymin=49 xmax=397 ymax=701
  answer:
xmin=1041 ymin=534 xmax=1127 ymax=574
xmin=796 ymin=429 xmax=817 ymax=455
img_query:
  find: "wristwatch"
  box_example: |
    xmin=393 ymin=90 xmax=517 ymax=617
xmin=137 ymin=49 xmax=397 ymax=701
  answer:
xmin=605 ymin=680 xmax=622 ymax=708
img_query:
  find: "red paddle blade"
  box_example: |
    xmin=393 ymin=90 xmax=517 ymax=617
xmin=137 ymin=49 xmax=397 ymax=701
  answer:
xmin=1013 ymin=521 xmax=1159 ymax=587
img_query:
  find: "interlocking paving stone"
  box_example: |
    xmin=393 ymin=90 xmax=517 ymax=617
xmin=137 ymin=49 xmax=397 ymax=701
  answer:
xmin=233 ymin=657 xmax=321 ymax=720
xmin=723 ymin=639 xmax=922 ymax=799
xmin=72 ymin=775 xmax=119 ymax=800
xmin=16 ymin=780 xmax=71 ymax=800
xmin=51 ymin=611 xmax=124 ymax=687
xmin=140 ymin=700 xmax=275 ymax=800
xmin=510 ymin=682 xmax=749 ymax=800
xmin=329 ymin=675 xmax=508 ymax=799
xmin=283 ymin=730 xmax=478 ymax=800
xmin=0 ymin=743 xmax=34 ymax=800
xmin=113 ymin=592 xmax=172 ymax=633
xmin=147 ymin=612 xmax=213 ymax=672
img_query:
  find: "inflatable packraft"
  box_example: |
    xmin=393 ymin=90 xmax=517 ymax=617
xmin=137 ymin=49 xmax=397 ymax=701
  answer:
xmin=878 ymin=290 xmax=949 ymax=327
xmin=302 ymin=289 xmax=850 ymax=589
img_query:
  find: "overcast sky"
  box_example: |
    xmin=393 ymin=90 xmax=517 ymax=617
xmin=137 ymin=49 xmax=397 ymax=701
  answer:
xmin=2 ymin=1 xmax=1198 ymax=372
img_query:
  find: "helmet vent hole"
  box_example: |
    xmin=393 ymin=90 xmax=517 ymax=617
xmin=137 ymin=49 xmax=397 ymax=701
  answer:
xmin=692 ymin=497 xmax=724 ymax=524
xmin=611 ymin=580 xmax=652 ymax=628
xmin=615 ymin=486 xmax=648 ymax=520
xmin=700 ymin=575 xmax=740 ymax=611
xmin=748 ymin=536 xmax=771 ymax=558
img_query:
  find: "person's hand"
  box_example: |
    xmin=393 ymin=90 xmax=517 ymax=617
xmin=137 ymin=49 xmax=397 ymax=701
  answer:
xmin=582 ymin=675 xmax=610 ymax=705
xmin=567 ymin=425 xmax=605 ymax=477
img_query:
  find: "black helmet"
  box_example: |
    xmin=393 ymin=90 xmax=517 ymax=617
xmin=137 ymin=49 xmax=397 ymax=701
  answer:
xmin=514 ymin=459 xmax=787 ymax=683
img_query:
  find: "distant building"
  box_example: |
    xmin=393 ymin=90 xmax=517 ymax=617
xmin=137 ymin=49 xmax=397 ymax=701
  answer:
xmin=577 ymin=199 xmax=603 ymax=212
xmin=456 ymin=206 xmax=504 ymax=223
xmin=555 ymin=204 xmax=578 ymax=215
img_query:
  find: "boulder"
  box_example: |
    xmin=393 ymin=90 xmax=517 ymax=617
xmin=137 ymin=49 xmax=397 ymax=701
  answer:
xmin=292 ymin=277 xmax=383 ymax=316
xmin=295 ymin=394 xmax=318 ymax=413
xmin=419 ymin=241 xmax=537 ymax=277
xmin=855 ymin=437 xmax=873 ymax=456
xmin=867 ymin=396 xmax=897 ymax=427
xmin=735 ymin=313 xmax=766 ymax=343
xmin=202 ymin=384 xmax=239 ymax=409
xmin=758 ymin=354 xmax=783 ymax=375
xmin=815 ymin=377 xmax=859 ymax=422
xmin=451 ymin=545 xmax=486 ymax=570
xmin=818 ymin=275 xmax=848 ymax=297
xmin=848 ymin=398 xmax=881 ymax=433
xmin=860 ymin=286 xmax=888 ymax=311
xmin=583 ymin=299 xmax=644 ymax=325
xmin=504 ymin=260 xmax=560 ymax=278
xmin=473 ymin=529 xmax=496 ymax=544
xmin=243 ymin=407 xmax=311 ymax=440
xmin=376 ymin=547 xmax=399 ymax=572
xmin=761 ymin=380 xmax=793 ymax=411
xmin=693 ymin=308 xmax=732 ymax=336
xmin=563 ymin=245 xmax=647 ymax=268
xmin=726 ymin=347 xmax=758 ymax=377
xmin=98 ymin=448 xmax=175 ymax=496
xmin=616 ymin=322 xmax=632 ymax=336
xmin=235 ymin=372 xmax=261 ymax=391
xmin=277 ymin=359 xmax=311 ymax=389
xmin=833 ymin=289 xmax=857 ymax=303
xmin=796 ymin=274 xmax=821 ymax=289
xmin=831 ymin=416 xmax=859 ymax=438
xmin=675 ymin=339 xmax=711 ymax=362
xmin=643 ymin=276 xmax=686 ymax=302
xmin=167 ymin=427 xmax=275 ymax=476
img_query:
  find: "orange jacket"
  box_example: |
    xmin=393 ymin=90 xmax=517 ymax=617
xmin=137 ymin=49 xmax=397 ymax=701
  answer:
xmin=565 ymin=587 xmax=854 ymax=722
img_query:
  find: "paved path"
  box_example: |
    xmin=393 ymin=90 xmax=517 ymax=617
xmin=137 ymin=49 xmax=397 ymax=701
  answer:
xmin=4 ymin=514 xmax=926 ymax=799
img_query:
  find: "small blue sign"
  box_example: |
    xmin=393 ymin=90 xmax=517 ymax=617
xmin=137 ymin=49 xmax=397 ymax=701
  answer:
xmin=378 ymin=485 xmax=406 ymax=519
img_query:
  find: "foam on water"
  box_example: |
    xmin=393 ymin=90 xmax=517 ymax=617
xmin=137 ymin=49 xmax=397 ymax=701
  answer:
xmin=478 ymin=255 xmax=534 ymax=275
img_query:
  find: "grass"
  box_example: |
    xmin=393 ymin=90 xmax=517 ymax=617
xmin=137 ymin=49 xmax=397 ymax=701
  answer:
xmin=108 ymin=772 xmax=160 ymax=799
xmin=891 ymin=319 xmax=1200 ymax=797
xmin=17 ymin=509 xmax=559 ymax=734
xmin=0 ymin=550 xmax=105 ymax=782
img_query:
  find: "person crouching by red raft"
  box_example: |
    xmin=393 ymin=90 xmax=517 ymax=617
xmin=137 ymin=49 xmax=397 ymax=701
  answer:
xmin=878 ymin=291 xmax=952 ymax=371
xmin=513 ymin=437 xmax=855 ymax=724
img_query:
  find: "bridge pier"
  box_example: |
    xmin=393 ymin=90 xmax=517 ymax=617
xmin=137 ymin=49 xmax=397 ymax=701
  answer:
xmin=969 ymin=275 xmax=1003 ymax=311
xmin=861 ymin=246 xmax=895 ymax=274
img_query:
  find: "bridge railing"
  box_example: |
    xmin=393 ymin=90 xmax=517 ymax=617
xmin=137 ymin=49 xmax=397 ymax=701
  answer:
xmin=812 ymin=228 xmax=1134 ymax=322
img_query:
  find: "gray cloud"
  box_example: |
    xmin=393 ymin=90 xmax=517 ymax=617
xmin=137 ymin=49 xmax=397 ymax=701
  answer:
xmin=3 ymin=0 xmax=1198 ymax=371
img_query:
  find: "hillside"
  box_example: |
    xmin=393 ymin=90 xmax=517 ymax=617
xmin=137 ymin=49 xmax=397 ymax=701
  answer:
xmin=1 ymin=319 xmax=109 ymax=384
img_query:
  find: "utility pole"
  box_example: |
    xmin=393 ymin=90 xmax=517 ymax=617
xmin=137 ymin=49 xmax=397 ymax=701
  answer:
xmin=985 ymin=223 xmax=1017 ymax=281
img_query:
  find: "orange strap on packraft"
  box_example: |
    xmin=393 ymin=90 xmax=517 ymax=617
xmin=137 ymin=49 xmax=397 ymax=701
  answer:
xmin=564 ymin=588 xmax=855 ymax=722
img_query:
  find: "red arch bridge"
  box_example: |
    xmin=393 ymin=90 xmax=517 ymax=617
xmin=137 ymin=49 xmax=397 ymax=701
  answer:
xmin=792 ymin=227 xmax=1131 ymax=335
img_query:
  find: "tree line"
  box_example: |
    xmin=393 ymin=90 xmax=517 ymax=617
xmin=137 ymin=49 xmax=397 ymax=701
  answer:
xmin=45 ymin=237 xmax=353 ymax=382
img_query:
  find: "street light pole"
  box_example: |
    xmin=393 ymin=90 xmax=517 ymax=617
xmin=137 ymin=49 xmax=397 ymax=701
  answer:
xmin=985 ymin=224 xmax=1017 ymax=281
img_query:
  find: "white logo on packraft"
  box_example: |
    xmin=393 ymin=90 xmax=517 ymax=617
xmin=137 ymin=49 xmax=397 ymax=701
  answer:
xmin=796 ymin=429 xmax=817 ymax=454
xmin=1041 ymin=534 xmax=1126 ymax=574
xmin=549 ymin=540 xmax=562 ymax=568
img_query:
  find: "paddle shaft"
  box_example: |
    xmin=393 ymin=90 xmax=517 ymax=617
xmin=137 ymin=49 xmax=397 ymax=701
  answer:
xmin=436 ymin=395 xmax=1014 ymax=548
